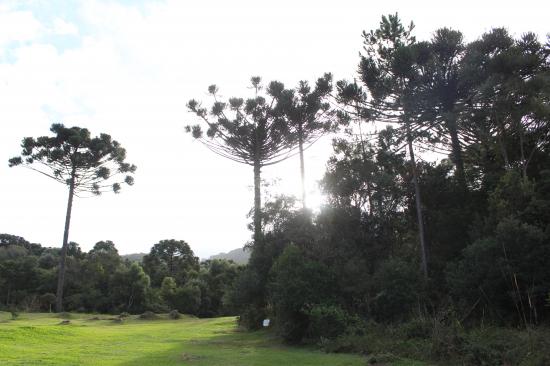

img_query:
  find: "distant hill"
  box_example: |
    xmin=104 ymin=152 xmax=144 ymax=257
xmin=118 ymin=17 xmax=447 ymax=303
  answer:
xmin=121 ymin=253 xmax=146 ymax=262
xmin=209 ymin=247 xmax=250 ymax=265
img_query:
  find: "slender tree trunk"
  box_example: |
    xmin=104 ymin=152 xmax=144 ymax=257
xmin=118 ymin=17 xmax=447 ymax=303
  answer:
xmin=357 ymin=118 xmax=375 ymax=215
xmin=517 ymin=117 xmax=529 ymax=184
xmin=55 ymin=171 xmax=76 ymax=312
xmin=496 ymin=118 xmax=510 ymax=169
xmin=446 ymin=115 xmax=466 ymax=188
xmin=298 ymin=124 xmax=306 ymax=209
xmin=253 ymin=159 xmax=262 ymax=245
xmin=406 ymin=122 xmax=428 ymax=279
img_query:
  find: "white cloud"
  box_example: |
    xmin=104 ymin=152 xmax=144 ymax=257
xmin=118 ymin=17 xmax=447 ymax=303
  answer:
xmin=0 ymin=9 xmax=43 ymax=46
xmin=52 ymin=18 xmax=78 ymax=36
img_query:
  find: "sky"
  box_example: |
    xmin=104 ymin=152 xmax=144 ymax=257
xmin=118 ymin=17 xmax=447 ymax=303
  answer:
xmin=1 ymin=0 xmax=548 ymax=258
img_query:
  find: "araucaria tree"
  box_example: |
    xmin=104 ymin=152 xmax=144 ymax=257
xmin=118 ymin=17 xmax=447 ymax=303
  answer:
xmin=9 ymin=123 xmax=136 ymax=312
xmin=347 ymin=14 xmax=431 ymax=277
xmin=275 ymin=74 xmax=334 ymax=209
xmin=186 ymin=77 xmax=297 ymax=244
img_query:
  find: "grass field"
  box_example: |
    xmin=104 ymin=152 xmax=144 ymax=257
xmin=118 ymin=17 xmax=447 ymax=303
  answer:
xmin=0 ymin=312 xmax=426 ymax=366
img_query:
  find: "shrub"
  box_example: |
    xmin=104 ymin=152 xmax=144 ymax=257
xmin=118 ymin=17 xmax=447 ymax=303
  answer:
xmin=370 ymin=258 xmax=424 ymax=322
xmin=139 ymin=311 xmax=158 ymax=320
xmin=237 ymin=305 xmax=266 ymax=330
xmin=446 ymin=218 xmax=550 ymax=323
xmin=319 ymin=334 xmax=358 ymax=354
xmin=269 ymin=245 xmax=338 ymax=343
xmin=365 ymin=353 xmax=398 ymax=364
xmin=307 ymin=304 xmax=355 ymax=340
xmin=119 ymin=312 xmax=130 ymax=319
xmin=169 ymin=310 xmax=181 ymax=319
xmin=430 ymin=319 xmax=465 ymax=360
xmin=400 ymin=317 xmax=433 ymax=339
xmin=226 ymin=268 xmax=266 ymax=330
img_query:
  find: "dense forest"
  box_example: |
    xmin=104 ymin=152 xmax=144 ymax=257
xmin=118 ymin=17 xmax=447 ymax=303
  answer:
xmin=0 ymin=235 xmax=242 ymax=317
xmin=3 ymin=14 xmax=550 ymax=365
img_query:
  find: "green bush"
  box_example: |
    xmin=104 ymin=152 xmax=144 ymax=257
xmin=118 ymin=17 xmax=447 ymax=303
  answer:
xmin=237 ymin=305 xmax=266 ymax=330
xmin=446 ymin=218 xmax=550 ymax=323
xmin=169 ymin=309 xmax=181 ymax=319
xmin=307 ymin=304 xmax=355 ymax=340
xmin=172 ymin=281 xmax=201 ymax=315
xmin=139 ymin=311 xmax=158 ymax=320
xmin=226 ymin=268 xmax=266 ymax=330
xmin=268 ymin=245 xmax=337 ymax=343
xmin=430 ymin=319 xmax=465 ymax=361
xmin=365 ymin=353 xmax=398 ymax=364
xmin=370 ymin=258 xmax=424 ymax=322
xmin=399 ymin=317 xmax=433 ymax=339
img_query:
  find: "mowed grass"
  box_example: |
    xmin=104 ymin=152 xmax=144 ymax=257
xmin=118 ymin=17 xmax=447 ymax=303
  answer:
xmin=0 ymin=312 xmax=369 ymax=366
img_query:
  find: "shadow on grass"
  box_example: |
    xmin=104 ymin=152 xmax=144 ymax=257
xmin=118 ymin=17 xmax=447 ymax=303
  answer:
xmin=117 ymin=328 xmax=365 ymax=366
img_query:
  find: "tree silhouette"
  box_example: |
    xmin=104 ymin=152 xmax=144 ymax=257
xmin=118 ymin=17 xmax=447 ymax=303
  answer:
xmin=9 ymin=123 xmax=136 ymax=311
xmin=461 ymin=29 xmax=550 ymax=182
xmin=275 ymin=74 xmax=334 ymax=209
xmin=186 ymin=77 xmax=297 ymax=244
xmin=338 ymin=14 xmax=431 ymax=277
xmin=423 ymin=28 xmax=468 ymax=187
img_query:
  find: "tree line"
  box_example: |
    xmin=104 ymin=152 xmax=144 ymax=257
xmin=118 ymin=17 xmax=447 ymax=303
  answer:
xmin=0 ymin=234 xmax=241 ymax=316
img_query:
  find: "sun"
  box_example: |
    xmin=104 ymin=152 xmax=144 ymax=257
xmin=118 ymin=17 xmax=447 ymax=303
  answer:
xmin=305 ymin=188 xmax=326 ymax=213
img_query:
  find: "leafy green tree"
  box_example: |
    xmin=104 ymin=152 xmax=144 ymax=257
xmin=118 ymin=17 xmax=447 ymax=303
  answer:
xmin=77 ymin=241 xmax=123 ymax=312
xmin=87 ymin=241 xmax=121 ymax=277
xmin=0 ymin=256 xmax=40 ymax=307
xmin=142 ymin=239 xmax=199 ymax=287
xmin=109 ymin=262 xmax=151 ymax=313
xmin=0 ymin=234 xmax=44 ymax=256
xmin=8 ymin=124 xmax=136 ymax=312
xmin=160 ymin=276 xmax=177 ymax=298
xmin=197 ymin=259 xmax=242 ymax=316
xmin=186 ymin=78 xmax=297 ymax=244
xmin=172 ymin=280 xmax=202 ymax=315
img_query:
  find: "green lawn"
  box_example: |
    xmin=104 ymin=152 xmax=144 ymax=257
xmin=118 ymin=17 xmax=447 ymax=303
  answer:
xmin=0 ymin=312 xmax=425 ymax=365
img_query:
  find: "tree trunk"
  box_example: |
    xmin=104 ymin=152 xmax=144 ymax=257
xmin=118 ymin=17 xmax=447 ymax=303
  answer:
xmin=55 ymin=171 xmax=76 ymax=313
xmin=446 ymin=115 xmax=466 ymax=188
xmin=496 ymin=118 xmax=510 ymax=169
xmin=406 ymin=123 xmax=429 ymax=279
xmin=253 ymin=159 xmax=262 ymax=245
xmin=517 ymin=117 xmax=529 ymax=184
xmin=357 ymin=116 xmax=375 ymax=214
xmin=298 ymin=124 xmax=306 ymax=209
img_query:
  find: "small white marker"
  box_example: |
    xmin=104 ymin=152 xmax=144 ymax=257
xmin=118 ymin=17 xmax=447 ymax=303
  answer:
xmin=262 ymin=319 xmax=270 ymax=327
